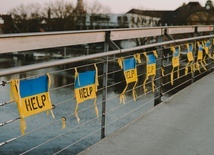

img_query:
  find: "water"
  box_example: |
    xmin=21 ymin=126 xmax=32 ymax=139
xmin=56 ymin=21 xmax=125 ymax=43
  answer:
xmin=0 ymin=56 xmax=154 ymax=154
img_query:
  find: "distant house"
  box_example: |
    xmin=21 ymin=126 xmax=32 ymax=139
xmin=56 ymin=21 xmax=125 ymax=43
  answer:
xmin=127 ymin=1 xmax=214 ymax=26
xmin=0 ymin=14 xmax=19 ymax=34
xmin=82 ymin=13 xmax=160 ymax=30
xmin=73 ymin=0 xmax=160 ymax=29
xmin=0 ymin=16 xmax=4 ymax=34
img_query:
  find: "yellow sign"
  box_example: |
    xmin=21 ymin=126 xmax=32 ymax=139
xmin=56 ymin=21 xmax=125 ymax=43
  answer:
xmin=172 ymin=57 xmax=179 ymax=68
xmin=143 ymin=51 xmax=158 ymax=93
xmin=117 ymin=54 xmax=141 ymax=104
xmin=10 ymin=74 xmax=54 ymax=134
xmin=75 ymin=84 xmax=96 ymax=104
xmin=197 ymin=50 xmax=203 ymax=60
xmin=170 ymin=46 xmax=180 ymax=85
xmin=203 ymin=40 xmax=214 ymax=60
xmin=11 ymin=75 xmax=53 ymax=118
xmin=147 ymin=64 xmax=156 ymax=76
xmin=185 ymin=43 xmax=195 ymax=75
xmin=187 ymin=52 xmax=194 ymax=62
xmin=195 ymin=42 xmax=207 ymax=72
xmin=19 ymin=93 xmax=52 ymax=118
xmin=124 ymin=69 xmax=137 ymax=83
xmin=74 ymin=65 xmax=99 ymax=123
xmin=171 ymin=46 xmax=180 ymax=68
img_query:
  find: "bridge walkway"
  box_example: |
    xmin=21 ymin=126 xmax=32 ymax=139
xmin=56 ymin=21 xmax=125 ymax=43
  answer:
xmin=79 ymin=72 xmax=214 ymax=155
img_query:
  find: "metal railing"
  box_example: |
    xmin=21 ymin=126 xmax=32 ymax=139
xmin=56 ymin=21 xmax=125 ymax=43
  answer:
xmin=0 ymin=25 xmax=214 ymax=154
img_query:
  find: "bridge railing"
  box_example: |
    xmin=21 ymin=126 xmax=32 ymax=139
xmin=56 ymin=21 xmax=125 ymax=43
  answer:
xmin=0 ymin=25 xmax=213 ymax=154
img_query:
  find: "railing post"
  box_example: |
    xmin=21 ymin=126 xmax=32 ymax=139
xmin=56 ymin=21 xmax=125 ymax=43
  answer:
xmin=211 ymin=31 xmax=214 ymax=71
xmin=208 ymin=28 xmax=214 ymax=72
xmin=192 ymin=26 xmax=198 ymax=83
xmin=154 ymin=34 xmax=164 ymax=106
xmin=101 ymin=35 xmax=109 ymax=139
xmin=191 ymin=40 xmax=197 ymax=84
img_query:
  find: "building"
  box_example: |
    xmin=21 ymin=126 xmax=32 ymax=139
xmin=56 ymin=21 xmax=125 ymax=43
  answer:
xmin=127 ymin=1 xmax=214 ymax=26
xmin=0 ymin=14 xmax=19 ymax=33
xmin=79 ymin=1 xmax=214 ymax=29
xmin=0 ymin=15 xmax=4 ymax=34
xmin=83 ymin=13 xmax=160 ymax=29
xmin=73 ymin=0 xmax=160 ymax=30
xmin=1 ymin=0 xmax=214 ymax=34
xmin=75 ymin=0 xmax=85 ymax=14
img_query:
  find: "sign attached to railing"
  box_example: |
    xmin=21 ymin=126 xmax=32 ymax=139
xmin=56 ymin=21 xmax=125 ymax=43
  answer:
xmin=74 ymin=64 xmax=99 ymax=123
xmin=185 ymin=43 xmax=194 ymax=75
xmin=143 ymin=51 xmax=158 ymax=93
xmin=117 ymin=54 xmax=141 ymax=104
xmin=170 ymin=46 xmax=181 ymax=85
xmin=123 ymin=57 xmax=138 ymax=83
xmin=203 ymin=40 xmax=214 ymax=60
xmin=10 ymin=74 xmax=54 ymax=134
xmin=74 ymin=70 xmax=97 ymax=103
xmin=195 ymin=42 xmax=207 ymax=72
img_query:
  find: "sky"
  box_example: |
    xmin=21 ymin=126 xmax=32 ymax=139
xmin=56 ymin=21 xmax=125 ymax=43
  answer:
xmin=0 ymin=0 xmax=209 ymax=14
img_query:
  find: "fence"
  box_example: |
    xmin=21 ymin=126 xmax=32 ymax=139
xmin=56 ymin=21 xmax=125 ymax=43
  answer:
xmin=0 ymin=26 xmax=214 ymax=154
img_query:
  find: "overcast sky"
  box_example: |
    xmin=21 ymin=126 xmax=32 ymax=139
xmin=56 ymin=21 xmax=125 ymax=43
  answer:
xmin=0 ymin=0 xmax=209 ymax=14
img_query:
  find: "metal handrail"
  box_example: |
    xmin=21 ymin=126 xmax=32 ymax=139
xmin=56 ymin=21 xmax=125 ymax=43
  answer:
xmin=0 ymin=25 xmax=213 ymax=53
xmin=0 ymin=34 xmax=213 ymax=77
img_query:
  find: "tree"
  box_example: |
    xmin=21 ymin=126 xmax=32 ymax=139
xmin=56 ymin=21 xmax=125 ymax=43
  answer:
xmin=9 ymin=3 xmax=43 ymax=32
xmin=45 ymin=0 xmax=74 ymax=19
xmin=7 ymin=0 xmax=112 ymax=32
xmin=85 ymin=0 xmax=111 ymax=29
xmin=86 ymin=0 xmax=111 ymax=14
xmin=9 ymin=0 xmax=76 ymax=32
xmin=10 ymin=3 xmax=43 ymax=20
xmin=43 ymin=0 xmax=76 ymax=31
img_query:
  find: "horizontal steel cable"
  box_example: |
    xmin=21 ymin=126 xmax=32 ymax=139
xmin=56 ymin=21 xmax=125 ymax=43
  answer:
xmin=53 ymin=87 xmax=162 ymax=154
